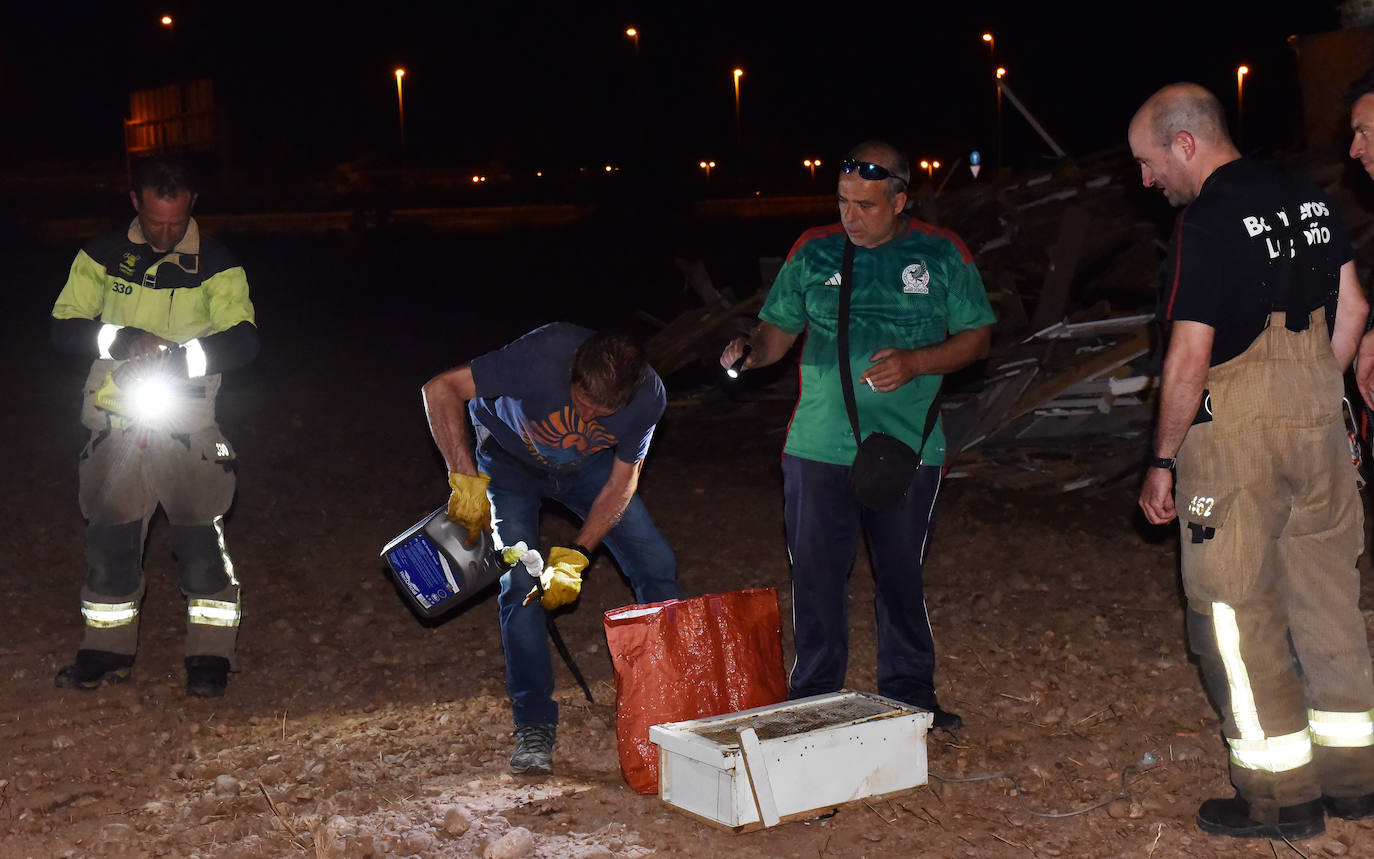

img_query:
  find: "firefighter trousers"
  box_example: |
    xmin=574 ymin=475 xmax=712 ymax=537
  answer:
xmin=74 ymin=422 xmax=241 ymax=666
xmin=1175 ymin=310 xmax=1374 ymax=820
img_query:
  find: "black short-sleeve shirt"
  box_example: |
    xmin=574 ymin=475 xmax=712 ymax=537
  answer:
xmin=1162 ymin=158 xmax=1353 ymax=365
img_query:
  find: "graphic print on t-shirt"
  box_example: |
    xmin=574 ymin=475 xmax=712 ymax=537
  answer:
xmin=1240 ymin=199 xmax=1333 ymax=259
xmin=522 ymin=406 xmax=617 ymax=468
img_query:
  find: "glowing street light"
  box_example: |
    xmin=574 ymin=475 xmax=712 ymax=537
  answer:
xmin=1237 ymin=64 xmax=1249 ymax=140
xmin=919 ymin=160 xmax=941 ymax=178
xmin=982 ymin=32 xmax=994 ymax=55
xmin=160 ymin=15 xmax=174 ymax=28
xmin=394 ymin=68 xmax=407 ymax=169
xmin=699 ymin=160 xmax=716 ymax=179
xmin=994 ymin=65 xmax=1008 ymax=171
xmin=626 ymin=27 xmax=639 ymax=61
xmin=803 ymin=158 xmax=822 ymax=178
xmin=733 ymin=68 xmax=744 ymax=165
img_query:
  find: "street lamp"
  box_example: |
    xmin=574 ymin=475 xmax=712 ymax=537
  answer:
xmin=733 ymin=68 xmax=744 ymax=167
xmin=995 ymin=67 xmax=1006 ymax=170
xmin=919 ymin=160 xmax=940 ymax=178
xmin=160 ymin=15 xmax=173 ymax=28
xmin=982 ymin=32 xmax=993 ymax=55
xmin=626 ymin=27 xmax=639 ymax=61
xmin=1237 ymin=65 xmax=1249 ymax=140
xmin=699 ymin=160 xmax=716 ymax=179
xmin=394 ymin=68 xmax=407 ymax=170
xmin=803 ymin=158 xmax=821 ymax=178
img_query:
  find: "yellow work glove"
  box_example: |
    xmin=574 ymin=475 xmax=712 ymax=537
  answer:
xmin=523 ymin=546 xmax=588 ymax=610
xmin=446 ymin=472 xmax=491 ymax=544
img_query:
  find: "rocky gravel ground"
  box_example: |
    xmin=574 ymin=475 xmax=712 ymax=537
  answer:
xmin=5 ymin=230 xmax=1374 ymax=858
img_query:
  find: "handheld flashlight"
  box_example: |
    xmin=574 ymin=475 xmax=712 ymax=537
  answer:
xmin=128 ymin=375 xmax=175 ymax=422
xmin=726 ymin=344 xmax=753 ymax=379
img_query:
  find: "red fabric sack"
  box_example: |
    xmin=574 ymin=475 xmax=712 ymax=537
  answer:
xmin=603 ymin=587 xmax=788 ymax=794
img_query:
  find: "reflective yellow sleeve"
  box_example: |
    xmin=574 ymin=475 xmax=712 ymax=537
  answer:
xmin=51 ymin=249 xmax=108 ymax=321
xmin=202 ymin=266 xmax=255 ymax=331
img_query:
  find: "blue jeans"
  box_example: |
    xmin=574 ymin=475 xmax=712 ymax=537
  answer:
xmin=478 ymin=437 xmax=681 ymax=727
xmin=781 ymin=455 xmax=944 ymax=709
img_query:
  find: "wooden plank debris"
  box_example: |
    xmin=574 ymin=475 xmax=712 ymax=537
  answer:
xmin=1000 ymin=327 xmax=1151 ymax=425
xmin=646 ymin=291 xmax=765 ymax=378
xmin=1028 ymin=205 xmax=1091 ymax=331
xmin=650 ymin=142 xmax=1260 ymax=491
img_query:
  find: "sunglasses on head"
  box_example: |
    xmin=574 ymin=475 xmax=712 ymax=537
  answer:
xmin=839 ymin=157 xmax=907 ymax=187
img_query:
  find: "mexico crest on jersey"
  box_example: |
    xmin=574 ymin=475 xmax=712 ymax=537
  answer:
xmin=902 ymin=262 xmax=930 ymax=294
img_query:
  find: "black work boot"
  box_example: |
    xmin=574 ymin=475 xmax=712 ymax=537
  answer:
xmin=931 ymin=707 xmax=963 ymax=732
xmin=185 ymin=655 xmax=230 ymax=698
xmin=1324 ymin=792 xmax=1374 ymax=820
xmin=1196 ymin=795 xmax=1324 ymax=840
xmin=54 ymin=650 xmax=134 ymax=690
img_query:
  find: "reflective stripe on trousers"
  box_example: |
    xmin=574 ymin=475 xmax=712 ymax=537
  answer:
xmin=1212 ymin=601 xmax=1312 ymax=772
xmin=212 ymin=515 xmax=239 ymax=588
xmin=1309 ymin=708 xmax=1374 ymax=748
xmin=81 ymin=599 xmax=139 ymax=629
xmin=187 ymin=516 xmax=241 ymax=629
xmin=183 ymin=516 xmax=242 ymax=665
xmin=187 ymin=597 xmax=241 ymax=627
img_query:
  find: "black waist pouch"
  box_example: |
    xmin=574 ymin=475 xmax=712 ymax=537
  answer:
xmin=848 ymin=432 xmax=920 ymax=509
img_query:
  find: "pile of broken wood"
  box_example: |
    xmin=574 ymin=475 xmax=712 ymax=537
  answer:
xmin=647 ymin=142 xmax=1371 ymax=492
xmin=932 ymin=148 xmax=1166 ymax=492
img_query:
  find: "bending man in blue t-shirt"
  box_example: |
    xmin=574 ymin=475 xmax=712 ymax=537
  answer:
xmin=422 ymin=323 xmax=681 ymax=775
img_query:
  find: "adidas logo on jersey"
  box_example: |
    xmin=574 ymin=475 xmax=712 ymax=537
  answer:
xmin=824 ymin=272 xmax=843 ymax=287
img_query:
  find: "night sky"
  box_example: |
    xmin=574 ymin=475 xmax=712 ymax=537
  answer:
xmin=0 ymin=1 xmax=1355 ymax=187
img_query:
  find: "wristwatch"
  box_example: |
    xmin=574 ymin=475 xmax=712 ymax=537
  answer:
xmin=1147 ymin=455 xmax=1176 ymax=470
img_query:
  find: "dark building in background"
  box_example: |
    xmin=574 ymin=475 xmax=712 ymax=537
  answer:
xmin=123 ymin=79 xmax=224 ymax=191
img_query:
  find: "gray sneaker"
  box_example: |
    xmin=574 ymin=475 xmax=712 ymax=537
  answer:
xmin=510 ymin=724 xmax=556 ymax=774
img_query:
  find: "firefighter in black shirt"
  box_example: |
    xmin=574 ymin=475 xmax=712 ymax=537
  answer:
xmin=1132 ymin=82 xmax=1374 ymax=841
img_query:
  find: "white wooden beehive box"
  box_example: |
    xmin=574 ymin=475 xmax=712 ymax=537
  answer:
xmin=648 ymin=690 xmax=932 ymax=831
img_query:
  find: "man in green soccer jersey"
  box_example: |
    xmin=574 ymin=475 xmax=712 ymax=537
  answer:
xmin=721 ymin=139 xmax=994 ymax=732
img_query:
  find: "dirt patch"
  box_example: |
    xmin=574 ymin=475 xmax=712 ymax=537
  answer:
xmin=5 ymin=232 xmax=1374 ymax=858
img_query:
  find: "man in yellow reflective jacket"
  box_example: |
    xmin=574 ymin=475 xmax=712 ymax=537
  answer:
xmin=50 ymin=158 xmax=259 ymax=698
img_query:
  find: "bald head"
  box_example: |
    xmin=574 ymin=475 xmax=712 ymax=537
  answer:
xmin=1133 ymin=83 xmax=1234 ymax=150
xmin=1127 ymin=82 xmax=1240 ymax=207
